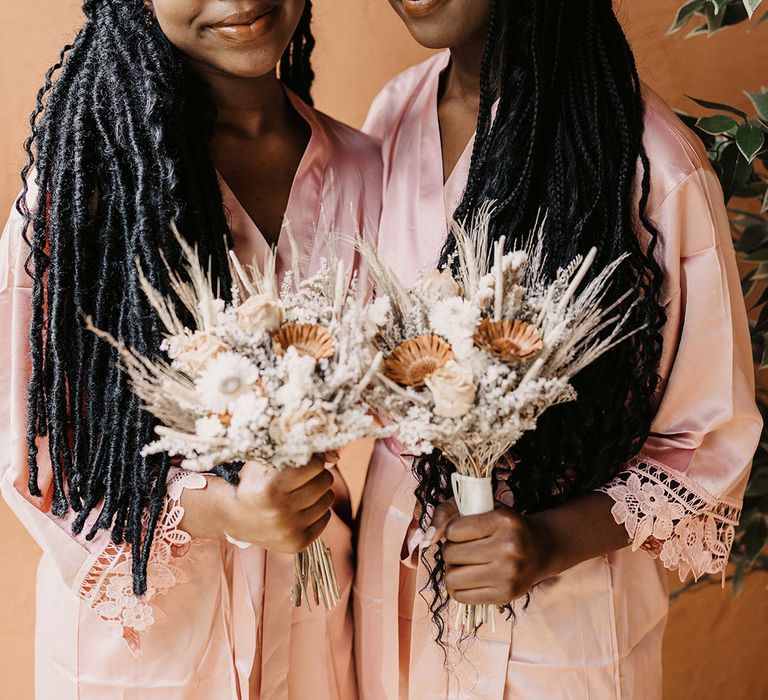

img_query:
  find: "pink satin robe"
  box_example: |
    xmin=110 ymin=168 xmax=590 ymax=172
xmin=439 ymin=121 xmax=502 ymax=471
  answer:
xmin=354 ymin=51 xmax=762 ymax=699
xmin=0 ymin=90 xmax=381 ymax=699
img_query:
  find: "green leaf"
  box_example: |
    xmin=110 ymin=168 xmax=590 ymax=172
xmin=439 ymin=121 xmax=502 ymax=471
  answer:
xmin=733 ymin=558 xmax=747 ymax=596
xmin=743 ymin=0 xmax=764 ymax=18
xmin=736 ymin=223 xmax=768 ymax=252
xmin=686 ymin=22 xmax=712 ymax=36
xmin=745 ymin=249 xmax=768 ymax=262
xmin=751 ymin=283 xmax=768 ymax=309
xmin=755 ymin=300 xmax=768 ymax=332
xmin=687 ymin=95 xmax=748 ymax=118
xmin=697 ymin=114 xmax=739 ymax=134
xmin=731 ymin=208 xmax=768 ymax=226
xmin=705 ymin=3 xmax=726 ymax=31
xmin=717 ymin=143 xmax=753 ymax=201
xmin=736 ymin=122 xmax=766 ymax=162
xmin=760 ymin=341 xmax=768 ymax=369
xmin=743 ymin=516 xmax=768 ymax=564
xmin=668 ymin=0 xmax=708 ymax=32
xmin=733 ymin=558 xmax=747 ymax=597
xmin=747 ymin=90 xmax=768 ymax=122
xmin=743 ymin=269 xmax=758 ymax=295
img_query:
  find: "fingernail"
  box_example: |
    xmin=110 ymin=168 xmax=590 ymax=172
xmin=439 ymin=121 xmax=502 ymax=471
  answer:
xmin=421 ymin=526 xmax=437 ymax=549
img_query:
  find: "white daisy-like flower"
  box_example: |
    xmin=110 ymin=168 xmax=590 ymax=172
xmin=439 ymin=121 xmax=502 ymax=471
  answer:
xmin=196 ymin=352 xmax=260 ymax=413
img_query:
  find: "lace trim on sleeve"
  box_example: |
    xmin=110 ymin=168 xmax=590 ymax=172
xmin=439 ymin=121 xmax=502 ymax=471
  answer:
xmin=597 ymin=455 xmax=741 ymax=583
xmin=75 ymin=470 xmax=207 ymax=655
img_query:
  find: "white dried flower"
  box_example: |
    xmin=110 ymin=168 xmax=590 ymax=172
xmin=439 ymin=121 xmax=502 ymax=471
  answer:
xmin=228 ymin=392 xmax=270 ymax=428
xmin=415 ymin=268 xmax=462 ymax=302
xmin=475 ymin=273 xmax=496 ymax=308
xmin=268 ymin=406 xmax=338 ymax=445
xmin=195 ymin=414 xmax=228 ymax=440
xmin=164 ymin=330 xmax=225 ymax=372
xmin=196 ymin=352 xmax=260 ymax=413
xmin=366 ymin=295 xmax=392 ymax=328
xmin=502 ymin=251 xmax=527 ymax=274
xmin=429 ymin=297 xmax=480 ymax=361
xmin=275 ymin=348 xmax=318 ymax=408
xmin=236 ymin=294 xmax=285 ymax=334
xmin=425 ymin=360 xmax=477 ymax=418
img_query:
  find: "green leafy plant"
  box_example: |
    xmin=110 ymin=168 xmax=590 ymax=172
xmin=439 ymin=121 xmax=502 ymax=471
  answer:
xmin=670 ymin=0 xmax=768 ymax=595
xmin=669 ymin=0 xmax=767 ymax=35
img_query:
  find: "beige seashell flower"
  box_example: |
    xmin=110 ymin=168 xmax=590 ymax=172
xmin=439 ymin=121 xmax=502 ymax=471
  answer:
xmin=383 ymin=335 xmax=455 ymax=387
xmin=272 ymin=323 xmax=335 ymax=360
xmin=473 ymin=319 xmax=543 ymax=362
xmin=414 ymin=268 xmax=462 ymax=302
xmin=236 ymin=294 xmax=285 ymax=335
xmin=425 ymin=360 xmax=477 ymax=418
xmin=268 ymin=406 xmax=338 ymax=445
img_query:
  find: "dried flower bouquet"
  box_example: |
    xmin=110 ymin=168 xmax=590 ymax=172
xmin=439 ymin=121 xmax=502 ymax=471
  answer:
xmin=87 ymin=226 xmax=388 ymax=610
xmin=359 ymin=208 xmax=640 ymax=631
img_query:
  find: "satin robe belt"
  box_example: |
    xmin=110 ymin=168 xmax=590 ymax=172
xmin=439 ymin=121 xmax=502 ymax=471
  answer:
xmin=230 ymin=541 xmax=333 ymax=700
xmin=231 ymin=544 xmax=261 ymax=699
xmin=379 ymin=438 xmax=513 ymax=700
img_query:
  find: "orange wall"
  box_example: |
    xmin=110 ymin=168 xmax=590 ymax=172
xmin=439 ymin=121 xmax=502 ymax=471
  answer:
xmin=2 ymin=1 xmax=768 ymax=698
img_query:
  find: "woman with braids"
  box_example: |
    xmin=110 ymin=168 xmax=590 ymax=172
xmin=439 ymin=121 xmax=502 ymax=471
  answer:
xmin=0 ymin=0 xmax=379 ymax=697
xmin=354 ymin=1 xmax=760 ymax=697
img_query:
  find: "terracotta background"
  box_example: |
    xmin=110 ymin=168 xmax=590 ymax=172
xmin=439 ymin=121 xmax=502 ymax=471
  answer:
xmin=1 ymin=0 xmax=767 ymax=697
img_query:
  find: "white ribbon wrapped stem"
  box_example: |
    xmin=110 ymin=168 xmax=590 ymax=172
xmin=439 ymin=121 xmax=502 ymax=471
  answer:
xmin=450 ymin=473 xmax=497 ymax=633
xmin=451 ymin=473 xmax=494 ymax=516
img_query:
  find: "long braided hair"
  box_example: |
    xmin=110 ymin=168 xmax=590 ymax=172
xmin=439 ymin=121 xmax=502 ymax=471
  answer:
xmin=414 ymin=0 xmax=666 ymax=640
xmin=19 ymin=0 xmax=315 ymax=594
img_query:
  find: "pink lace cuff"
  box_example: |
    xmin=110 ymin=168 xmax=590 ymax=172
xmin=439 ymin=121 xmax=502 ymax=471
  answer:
xmin=598 ymin=455 xmax=741 ymax=583
xmin=75 ymin=469 xmax=207 ymax=655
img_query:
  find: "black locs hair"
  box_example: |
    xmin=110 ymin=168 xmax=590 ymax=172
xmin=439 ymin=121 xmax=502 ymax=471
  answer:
xmin=415 ymin=0 xmax=666 ymax=639
xmin=19 ymin=0 xmax=314 ymax=594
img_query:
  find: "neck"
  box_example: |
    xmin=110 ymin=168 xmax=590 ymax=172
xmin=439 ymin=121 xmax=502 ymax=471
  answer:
xmin=444 ymin=38 xmax=485 ymax=101
xmin=193 ymin=64 xmax=291 ymax=137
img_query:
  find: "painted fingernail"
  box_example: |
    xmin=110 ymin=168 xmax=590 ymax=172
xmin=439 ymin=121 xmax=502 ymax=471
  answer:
xmin=421 ymin=526 xmax=437 ymax=549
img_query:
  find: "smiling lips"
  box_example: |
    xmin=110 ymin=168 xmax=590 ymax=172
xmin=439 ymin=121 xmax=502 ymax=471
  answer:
xmin=208 ymin=4 xmax=280 ymax=42
xmin=401 ymin=0 xmax=447 ymax=18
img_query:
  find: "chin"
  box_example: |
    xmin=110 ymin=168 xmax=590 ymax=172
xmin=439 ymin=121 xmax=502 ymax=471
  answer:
xmin=392 ymin=0 xmax=491 ymax=51
xmin=401 ymin=21 xmax=468 ymax=50
xmin=203 ymin=47 xmax=285 ymax=80
xmin=221 ymin=60 xmax=280 ymax=80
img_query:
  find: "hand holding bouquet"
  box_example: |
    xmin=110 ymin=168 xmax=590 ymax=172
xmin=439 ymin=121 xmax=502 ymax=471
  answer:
xmin=359 ymin=208 xmax=640 ymax=630
xmin=87 ymin=227 xmax=387 ymax=610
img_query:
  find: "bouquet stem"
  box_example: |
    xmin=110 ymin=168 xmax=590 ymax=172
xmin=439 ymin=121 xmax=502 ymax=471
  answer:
xmin=291 ymin=538 xmax=341 ymax=610
xmin=450 ymin=472 xmax=497 ymax=633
